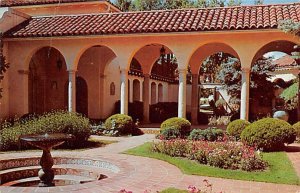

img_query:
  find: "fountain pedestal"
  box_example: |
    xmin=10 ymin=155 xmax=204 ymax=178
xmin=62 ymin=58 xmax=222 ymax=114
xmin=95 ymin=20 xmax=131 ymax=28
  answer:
xmin=20 ymin=133 xmax=74 ymax=187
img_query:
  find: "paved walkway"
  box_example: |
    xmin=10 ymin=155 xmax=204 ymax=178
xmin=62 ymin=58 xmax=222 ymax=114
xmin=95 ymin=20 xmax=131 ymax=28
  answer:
xmin=0 ymin=134 xmax=300 ymax=193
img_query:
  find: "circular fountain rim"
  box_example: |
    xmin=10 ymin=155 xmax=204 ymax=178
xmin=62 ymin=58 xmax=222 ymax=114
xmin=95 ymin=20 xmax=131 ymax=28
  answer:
xmin=20 ymin=133 xmax=74 ymax=142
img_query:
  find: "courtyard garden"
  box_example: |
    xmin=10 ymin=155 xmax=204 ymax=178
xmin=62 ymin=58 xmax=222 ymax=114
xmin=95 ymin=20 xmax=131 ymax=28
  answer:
xmin=125 ymin=117 xmax=300 ymax=185
xmin=0 ymin=111 xmax=299 ymax=192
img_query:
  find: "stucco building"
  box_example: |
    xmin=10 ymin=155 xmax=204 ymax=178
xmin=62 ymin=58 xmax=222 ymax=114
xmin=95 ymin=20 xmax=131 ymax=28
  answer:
xmin=0 ymin=0 xmax=299 ymax=124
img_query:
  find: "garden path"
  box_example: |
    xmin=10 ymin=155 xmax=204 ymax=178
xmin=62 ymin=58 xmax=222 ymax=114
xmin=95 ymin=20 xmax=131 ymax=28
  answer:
xmin=0 ymin=134 xmax=299 ymax=193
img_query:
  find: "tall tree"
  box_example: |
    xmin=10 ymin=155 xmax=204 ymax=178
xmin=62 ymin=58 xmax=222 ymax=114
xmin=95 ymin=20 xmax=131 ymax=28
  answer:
xmin=0 ymin=32 xmax=9 ymax=99
xmin=254 ymin=0 xmax=263 ymax=5
xmin=131 ymin=0 xmax=163 ymax=11
xmin=227 ymin=0 xmax=242 ymax=6
xmin=208 ymin=0 xmax=226 ymax=7
xmin=163 ymin=0 xmax=193 ymax=9
xmin=217 ymin=56 xmax=277 ymax=114
xmin=115 ymin=0 xmax=132 ymax=11
xmin=194 ymin=0 xmax=208 ymax=8
xmin=194 ymin=0 xmax=242 ymax=8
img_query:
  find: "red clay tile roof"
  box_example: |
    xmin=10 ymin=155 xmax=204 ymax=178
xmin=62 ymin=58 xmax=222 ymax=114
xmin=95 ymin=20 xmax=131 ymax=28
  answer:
xmin=0 ymin=0 xmax=100 ymax=7
xmin=6 ymin=3 xmax=300 ymax=38
xmin=273 ymin=55 xmax=297 ymax=67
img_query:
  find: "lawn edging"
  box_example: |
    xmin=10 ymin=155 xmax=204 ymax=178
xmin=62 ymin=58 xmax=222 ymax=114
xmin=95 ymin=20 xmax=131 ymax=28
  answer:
xmin=124 ymin=142 xmax=300 ymax=185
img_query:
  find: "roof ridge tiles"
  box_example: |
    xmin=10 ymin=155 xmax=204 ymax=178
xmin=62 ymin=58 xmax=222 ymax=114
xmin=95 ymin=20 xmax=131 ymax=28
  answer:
xmin=31 ymin=2 xmax=300 ymax=19
xmin=5 ymin=2 xmax=300 ymax=38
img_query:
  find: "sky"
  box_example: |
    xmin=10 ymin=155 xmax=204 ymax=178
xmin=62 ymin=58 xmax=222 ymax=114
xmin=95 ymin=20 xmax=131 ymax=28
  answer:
xmin=264 ymin=52 xmax=287 ymax=60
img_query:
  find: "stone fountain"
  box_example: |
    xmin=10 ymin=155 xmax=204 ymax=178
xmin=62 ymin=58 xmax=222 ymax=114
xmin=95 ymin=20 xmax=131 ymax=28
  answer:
xmin=20 ymin=133 xmax=74 ymax=187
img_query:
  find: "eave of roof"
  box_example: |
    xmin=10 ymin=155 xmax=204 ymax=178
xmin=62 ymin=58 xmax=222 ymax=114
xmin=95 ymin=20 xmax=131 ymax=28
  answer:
xmin=4 ymin=2 xmax=300 ymax=39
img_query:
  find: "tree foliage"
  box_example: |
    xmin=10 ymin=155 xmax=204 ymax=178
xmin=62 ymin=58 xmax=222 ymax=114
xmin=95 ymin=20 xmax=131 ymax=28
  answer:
xmin=216 ymin=55 xmax=276 ymax=107
xmin=278 ymin=19 xmax=300 ymax=37
xmin=216 ymin=56 xmax=241 ymax=100
xmin=164 ymin=0 xmax=194 ymax=9
xmin=130 ymin=0 xmax=163 ymax=11
xmin=250 ymin=57 xmax=276 ymax=105
xmin=115 ymin=0 xmax=132 ymax=11
xmin=0 ymin=32 xmax=9 ymax=99
xmin=254 ymin=0 xmax=263 ymax=5
xmin=200 ymin=52 xmax=235 ymax=83
xmin=280 ymin=82 xmax=298 ymax=110
xmin=115 ymin=0 xmax=244 ymax=11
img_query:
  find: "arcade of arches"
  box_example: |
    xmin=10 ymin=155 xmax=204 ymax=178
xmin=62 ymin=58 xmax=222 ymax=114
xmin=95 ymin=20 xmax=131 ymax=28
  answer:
xmin=1 ymin=1 xmax=300 ymax=123
xmin=1 ymin=35 xmax=300 ymax=124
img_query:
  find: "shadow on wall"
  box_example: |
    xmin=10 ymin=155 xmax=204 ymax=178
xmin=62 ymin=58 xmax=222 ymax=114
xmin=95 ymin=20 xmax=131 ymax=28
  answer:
xmin=114 ymin=100 xmax=144 ymax=121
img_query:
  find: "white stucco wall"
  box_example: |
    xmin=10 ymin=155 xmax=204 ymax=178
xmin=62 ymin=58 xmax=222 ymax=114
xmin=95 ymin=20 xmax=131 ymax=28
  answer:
xmin=168 ymin=84 xmax=178 ymax=102
xmin=103 ymin=58 xmax=120 ymax=119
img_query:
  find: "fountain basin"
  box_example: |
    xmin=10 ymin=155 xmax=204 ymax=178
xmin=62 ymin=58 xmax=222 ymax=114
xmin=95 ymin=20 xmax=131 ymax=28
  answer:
xmin=0 ymin=157 xmax=120 ymax=188
xmin=20 ymin=133 xmax=74 ymax=187
xmin=20 ymin=133 xmax=74 ymax=150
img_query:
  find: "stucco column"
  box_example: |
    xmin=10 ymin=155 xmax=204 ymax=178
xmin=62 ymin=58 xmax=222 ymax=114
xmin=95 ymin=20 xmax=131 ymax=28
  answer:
xmin=120 ymin=69 xmax=128 ymax=114
xmin=191 ymin=74 xmax=199 ymax=124
xmin=140 ymin=80 xmax=143 ymax=102
xmin=156 ymin=83 xmax=159 ymax=104
xmin=143 ymin=74 xmax=150 ymax=123
xmin=99 ymin=73 xmax=105 ymax=119
xmin=129 ymin=79 xmax=133 ymax=103
xmin=68 ymin=70 xmax=76 ymax=112
xmin=240 ymin=68 xmax=250 ymax=120
xmin=178 ymin=69 xmax=187 ymax=118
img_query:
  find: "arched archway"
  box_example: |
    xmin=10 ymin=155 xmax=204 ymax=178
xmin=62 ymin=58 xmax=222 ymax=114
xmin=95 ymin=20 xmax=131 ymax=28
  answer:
xmin=77 ymin=45 xmax=117 ymax=119
xmin=187 ymin=43 xmax=241 ymax=124
xmin=158 ymin=83 xmax=163 ymax=102
xmin=251 ymin=40 xmax=299 ymax=122
xmin=151 ymin=82 xmax=156 ymax=104
xmin=252 ymin=40 xmax=297 ymax=65
xmin=131 ymin=43 xmax=181 ymax=123
xmin=189 ymin=42 xmax=240 ymax=75
xmin=133 ymin=79 xmax=141 ymax=101
xmin=28 ymin=46 xmax=67 ymax=114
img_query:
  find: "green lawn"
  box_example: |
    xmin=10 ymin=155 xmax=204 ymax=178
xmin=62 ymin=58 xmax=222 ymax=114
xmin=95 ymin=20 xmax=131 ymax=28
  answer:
xmin=160 ymin=188 xmax=187 ymax=193
xmin=124 ymin=142 xmax=300 ymax=185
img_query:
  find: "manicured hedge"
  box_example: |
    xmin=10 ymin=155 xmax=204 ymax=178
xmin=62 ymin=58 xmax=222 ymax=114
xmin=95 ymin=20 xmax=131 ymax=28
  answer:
xmin=241 ymin=118 xmax=296 ymax=151
xmin=160 ymin=117 xmax=191 ymax=139
xmin=293 ymin=122 xmax=300 ymax=138
xmin=189 ymin=127 xmax=224 ymax=141
xmin=0 ymin=111 xmax=90 ymax=151
xmin=227 ymin=119 xmax=250 ymax=140
xmin=104 ymin=114 xmax=135 ymax=136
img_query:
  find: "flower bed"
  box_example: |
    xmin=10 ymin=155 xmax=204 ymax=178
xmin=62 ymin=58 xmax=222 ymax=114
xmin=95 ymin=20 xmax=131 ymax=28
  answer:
xmin=152 ymin=139 xmax=267 ymax=171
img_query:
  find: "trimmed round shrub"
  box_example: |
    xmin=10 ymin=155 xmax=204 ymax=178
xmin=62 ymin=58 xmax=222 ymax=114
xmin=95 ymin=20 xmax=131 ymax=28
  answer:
xmin=159 ymin=126 xmax=181 ymax=140
xmin=104 ymin=114 xmax=134 ymax=135
xmin=160 ymin=117 xmax=191 ymax=139
xmin=293 ymin=122 xmax=300 ymax=138
xmin=227 ymin=119 xmax=250 ymax=140
xmin=0 ymin=111 xmax=90 ymax=151
xmin=189 ymin=127 xmax=224 ymax=141
xmin=241 ymin=118 xmax=296 ymax=151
